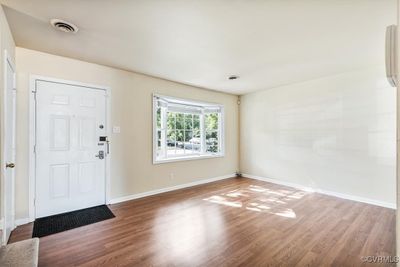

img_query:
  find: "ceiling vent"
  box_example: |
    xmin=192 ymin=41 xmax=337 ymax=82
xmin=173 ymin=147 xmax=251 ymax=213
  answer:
xmin=50 ymin=19 xmax=79 ymax=33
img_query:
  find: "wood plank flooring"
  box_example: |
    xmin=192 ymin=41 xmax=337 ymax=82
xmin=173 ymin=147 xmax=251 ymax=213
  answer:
xmin=9 ymin=177 xmax=396 ymax=266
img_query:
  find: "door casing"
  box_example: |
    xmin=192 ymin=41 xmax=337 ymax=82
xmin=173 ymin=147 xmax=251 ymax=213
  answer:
xmin=2 ymin=50 xmax=16 ymax=244
xmin=28 ymin=75 xmax=112 ymax=222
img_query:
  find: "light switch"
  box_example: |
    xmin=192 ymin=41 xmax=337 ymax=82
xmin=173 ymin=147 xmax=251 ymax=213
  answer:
xmin=113 ymin=126 xmax=121 ymax=134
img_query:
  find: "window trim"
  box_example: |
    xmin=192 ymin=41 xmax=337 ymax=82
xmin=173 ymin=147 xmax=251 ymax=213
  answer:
xmin=152 ymin=93 xmax=225 ymax=164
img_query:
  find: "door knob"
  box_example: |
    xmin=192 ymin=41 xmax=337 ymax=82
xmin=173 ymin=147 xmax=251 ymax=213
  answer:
xmin=6 ymin=163 xmax=15 ymax=168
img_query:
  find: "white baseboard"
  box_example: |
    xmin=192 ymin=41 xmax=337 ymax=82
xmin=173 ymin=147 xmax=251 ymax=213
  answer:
xmin=15 ymin=217 xmax=33 ymax=226
xmin=109 ymin=173 xmax=236 ymax=204
xmin=243 ymin=173 xmax=396 ymax=209
xmin=15 ymin=172 xmax=392 ymax=226
xmin=14 ymin=174 xmax=235 ymax=225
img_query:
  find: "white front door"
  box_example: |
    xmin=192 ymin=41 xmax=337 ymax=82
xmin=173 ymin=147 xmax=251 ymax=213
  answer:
xmin=3 ymin=52 xmax=16 ymax=244
xmin=35 ymin=80 xmax=107 ymax=218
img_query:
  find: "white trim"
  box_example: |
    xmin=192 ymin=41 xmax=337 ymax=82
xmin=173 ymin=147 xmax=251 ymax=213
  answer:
xmin=2 ymin=50 xmax=16 ymax=245
xmin=0 ymin=218 xmax=3 ymax=230
xmin=243 ymin=174 xmax=396 ymax=209
xmin=152 ymin=93 xmax=225 ymax=164
xmin=154 ymin=154 xmax=224 ymax=164
xmin=29 ymin=75 xmax=112 ymax=221
xmin=109 ymin=173 xmax=236 ymax=204
xmin=154 ymin=93 xmax=223 ymax=107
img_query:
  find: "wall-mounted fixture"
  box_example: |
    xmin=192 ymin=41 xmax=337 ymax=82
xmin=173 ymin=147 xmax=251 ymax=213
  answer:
xmin=228 ymin=75 xmax=239 ymax=80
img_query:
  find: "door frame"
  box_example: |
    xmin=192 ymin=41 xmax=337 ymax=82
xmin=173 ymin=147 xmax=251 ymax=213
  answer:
xmin=1 ymin=50 xmax=16 ymax=244
xmin=28 ymin=75 xmax=112 ymax=221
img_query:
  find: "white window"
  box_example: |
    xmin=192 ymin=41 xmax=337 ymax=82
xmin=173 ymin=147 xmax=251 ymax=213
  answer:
xmin=153 ymin=94 xmax=224 ymax=163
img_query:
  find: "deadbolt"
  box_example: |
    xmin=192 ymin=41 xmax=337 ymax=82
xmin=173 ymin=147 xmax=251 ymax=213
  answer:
xmin=95 ymin=151 xmax=105 ymax=160
xmin=6 ymin=162 xmax=15 ymax=168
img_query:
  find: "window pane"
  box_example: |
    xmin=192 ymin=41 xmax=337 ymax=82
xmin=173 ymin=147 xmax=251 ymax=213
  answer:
xmin=167 ymin=130 xmax=176 ymax=147
xmin=206 ymin=145 xmax=218 ymax=153
xmin=184 ymin=130 xmax=192 ymax=142
xmin=176 ymin=130 xmax=185 ymax=155
xmin=192 ymin=130 xmax=201 ymax=152
xmin=184 ymin=114 xmax=193 ymax=130
xmin=176 ymin=113 xmax=184 ymax=130
xmin=184 ymin=131 xmax=193 ymax=154
xmin=167 ymin=112 xmax=176 ymax=131
xmin=193 ymin=129 xmax=200 ymax=138
xmin=205 ymin=113 xmax=218 ymax=131
xmin=206 ymin=131 xmax=219 ymax=153
xmin=167 ymin=130 xmax=176 ymax=156
xmin=206 ymin=131 xmax=218 ymax=139
xmin=156 ymin=130 xmax=162 ymax=157
xmin=156 ymin=107 xmax=161 ymax=128
xmin=193 ymin=115 xmax=200 ymax=130
xmin=176 ymin=129 xmax=184 ymax=142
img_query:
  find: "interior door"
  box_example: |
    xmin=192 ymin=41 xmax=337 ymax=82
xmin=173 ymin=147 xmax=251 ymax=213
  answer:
xmin=3 ymin=53 xmax=16 ymax=244
xmin=35 ymin=80 xmax=107 ymax=218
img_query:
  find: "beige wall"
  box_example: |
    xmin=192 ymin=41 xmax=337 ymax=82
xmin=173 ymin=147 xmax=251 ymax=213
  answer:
xmin=0 ymin=5 xmax=15 ymax=219
xmin=15 ymin=47 xmax=239 ymax=220
xmin=240 ymin=66 xmax=396 ymax=206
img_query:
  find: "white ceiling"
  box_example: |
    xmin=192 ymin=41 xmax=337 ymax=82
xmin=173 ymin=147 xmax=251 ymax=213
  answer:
xmin=0 ymin=0 xmax=396 ymax=95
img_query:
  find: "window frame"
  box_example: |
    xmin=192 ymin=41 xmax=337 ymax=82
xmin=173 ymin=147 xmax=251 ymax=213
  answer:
xmin=152 ymin=94 xmax=225 ymax=164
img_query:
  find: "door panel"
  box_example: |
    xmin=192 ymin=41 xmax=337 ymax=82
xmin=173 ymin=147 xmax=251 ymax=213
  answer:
xmin=35 ymin=81 xmax=107 ymax=218
xmin=49 ymin=164 xmax=70 ymax=199
xmin=50 ymin=115 xmax=70 ymax=150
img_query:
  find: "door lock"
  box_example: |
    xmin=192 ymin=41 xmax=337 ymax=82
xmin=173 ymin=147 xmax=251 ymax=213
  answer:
xmin=95 ymin=151 xmax=105 ymax=160
xmin=6 ymin=162 xmax=15 ymax=168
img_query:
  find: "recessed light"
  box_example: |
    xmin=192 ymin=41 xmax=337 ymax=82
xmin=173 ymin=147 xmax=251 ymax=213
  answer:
xmin=50 ymin=19 xmax=79 ymax=33
xmin=228 ymin=75 xmax=239 ymax=80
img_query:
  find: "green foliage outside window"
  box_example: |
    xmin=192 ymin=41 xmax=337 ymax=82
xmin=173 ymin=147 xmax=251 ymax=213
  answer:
xmin=205 ymin=113 xmax=219 ymax=153
xmin=158 ymin=107 xmax=219 ymax=154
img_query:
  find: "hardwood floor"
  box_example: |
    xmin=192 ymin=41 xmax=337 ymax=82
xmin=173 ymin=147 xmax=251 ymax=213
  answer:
xmin=10 ymin=177 xmax=396 ymax=266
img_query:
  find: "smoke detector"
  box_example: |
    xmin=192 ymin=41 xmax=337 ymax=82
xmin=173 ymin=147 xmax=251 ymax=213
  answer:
xmin=50 ymin=19 xmax=79 ymax=33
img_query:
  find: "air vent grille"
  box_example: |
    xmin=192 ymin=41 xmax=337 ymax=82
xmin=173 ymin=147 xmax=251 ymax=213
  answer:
xmin=50 ymin=19 xmax=79 ymax=33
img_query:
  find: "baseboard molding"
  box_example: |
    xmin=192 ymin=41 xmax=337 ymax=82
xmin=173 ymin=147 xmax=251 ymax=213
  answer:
xmin=15 ymin=217 xmax=34 ymax=226
xmin=243 ymin=173 xmax=396 ymax=209
xmin=14 ymin=174 xmax=236 ymax=225
xmin=109 ymin=173 xmax=236 ymax=204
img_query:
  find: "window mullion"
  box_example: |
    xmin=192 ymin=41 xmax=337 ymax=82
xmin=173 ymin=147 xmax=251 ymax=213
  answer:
xmin=200 ymin=112 xmax=205 ymax=154
xmin=174 ymin=113 xmax=177 ymax=156
xmin=218 ymin=111 xmax=222 ymax=154
xmin=161 ymin=107 xmax=168 ymax=158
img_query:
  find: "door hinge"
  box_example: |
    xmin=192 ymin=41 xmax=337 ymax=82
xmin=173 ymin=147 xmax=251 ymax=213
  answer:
xmin=33 ymin=145 xmax=36 ymax=153
xmin=33 ymin=198 xmax=36 ymax=206
xmin=13 ymin=73 xmax=16 ymax=90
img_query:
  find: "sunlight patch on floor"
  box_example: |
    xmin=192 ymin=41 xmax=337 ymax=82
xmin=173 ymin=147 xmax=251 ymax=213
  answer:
xmin=202 ymin=183 xmax=311 ymax=219
xmin=203 ymin=195 xmax=243 ymax=208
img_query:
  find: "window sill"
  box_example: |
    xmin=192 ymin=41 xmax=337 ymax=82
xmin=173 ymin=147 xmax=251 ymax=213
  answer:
xmin=153 ymin=154 xmax=224 ymax=164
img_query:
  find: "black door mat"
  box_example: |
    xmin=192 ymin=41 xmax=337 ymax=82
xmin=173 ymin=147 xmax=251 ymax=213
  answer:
xmin=32 ymin=205 xmax=115 ymax=238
